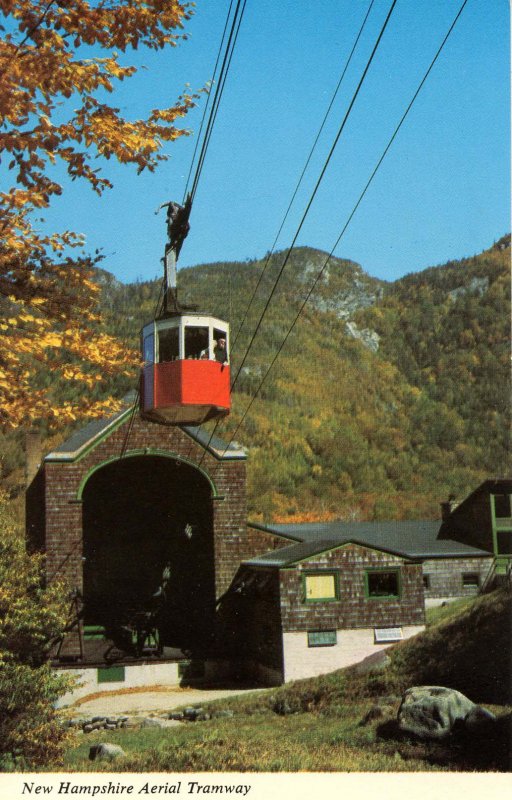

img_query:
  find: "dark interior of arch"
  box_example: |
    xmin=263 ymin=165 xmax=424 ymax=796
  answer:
xmin=82 ymin=455 xmax=215 ymax=656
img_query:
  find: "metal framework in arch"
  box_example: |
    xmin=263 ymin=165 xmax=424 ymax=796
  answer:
xmin=76 ymin=448 xmax=220 ymax=501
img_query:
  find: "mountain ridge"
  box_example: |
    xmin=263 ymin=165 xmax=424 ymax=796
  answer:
xmin=2 ymin=237 xmax=509 ymax=524
xmin=94 ymin=235 xmax=511 ymax=521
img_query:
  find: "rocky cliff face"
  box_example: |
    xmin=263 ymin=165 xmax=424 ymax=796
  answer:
xmin=290 ymin=249 xmax=384 ymax=350
xmin=290 ymin=249 xmax=385 ymax=337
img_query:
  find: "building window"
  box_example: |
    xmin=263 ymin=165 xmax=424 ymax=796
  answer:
xmin=374 ymin=627 xmax=403 ymax=644
xmin=303 ymin=572 xmax=339 ymax=602
xmin=423 ymin=574 xmax=431 ymax=590
xmin=308 ymin=630 xmax=337 ymax=648
xmin=496 ymin=530 xmax=512 ymax=555
xmin=365 ymin=570 xmax=400 ymax=599
xmin=493 ymin=494 xmax=511 ymax=519
xmin=97 ymin=666 xmax=125 ymax=684
xmin=462 ymin=573 xmax=480 ymax=588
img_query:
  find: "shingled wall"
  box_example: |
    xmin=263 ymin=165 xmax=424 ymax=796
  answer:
xmin=30 ymin=410 xmax=283 ymax=659
xmin=278 ymin=543 xmax=425 ymax=631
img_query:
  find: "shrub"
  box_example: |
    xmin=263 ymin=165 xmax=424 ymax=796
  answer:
xmin=0 ymin=491 xmax=72 ymax=770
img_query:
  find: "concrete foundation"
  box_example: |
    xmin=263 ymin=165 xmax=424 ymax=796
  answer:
xmin=56 ymin=661 xmax=181 ymax=707
xmin=282 ymin=625 xmax=425 ymax=682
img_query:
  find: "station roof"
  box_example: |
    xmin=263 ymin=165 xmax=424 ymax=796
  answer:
xmin=45 ymin=404 xmax=132 ymax=462
xmin=245 ymin=518 xmax=492 ymax=567
xmin=44 ymin=393 xmax=246 ymax=463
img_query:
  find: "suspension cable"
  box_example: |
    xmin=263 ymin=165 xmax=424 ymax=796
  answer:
xmin=119 ymin=0 xmax=244 ymax=461
xmin=189 ymin=0 xmax=248 ymax=205
xmin=196 ymin=0 xmax=395 ymax=467
xmin=231 ymin=0 xmax=376 ymax=349
xmin=214 ymin=0 xmax=470 ymax=462
xmin=182 ymin=0 xmax=236 ymax=203
xmin=229 ymin=0 xmax=398 ymax=396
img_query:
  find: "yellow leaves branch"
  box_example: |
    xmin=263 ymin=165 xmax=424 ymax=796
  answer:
xmin=0 ymin=0 xmax=196 ymax=428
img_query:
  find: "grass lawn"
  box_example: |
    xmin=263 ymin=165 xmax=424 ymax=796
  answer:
xmin=425 ymin=596 xmax=477 ymax=626
xmin=62 ymin=698 xmax=511 ymax=773
xmin=60 ymin=589 xmax=511 ymax=773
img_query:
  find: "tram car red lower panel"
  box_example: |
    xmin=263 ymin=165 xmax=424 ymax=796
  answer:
xmin=141 ymin=360 xmax=231 ymax=425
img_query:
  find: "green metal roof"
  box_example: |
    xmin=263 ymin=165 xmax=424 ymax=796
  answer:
xmin=45 ymin=393 xmax=246 ymax=463
xmin=246 ymin=518 xmax=492 ymax=566
xmin=44 ymin=402 xmax=133 ymax=462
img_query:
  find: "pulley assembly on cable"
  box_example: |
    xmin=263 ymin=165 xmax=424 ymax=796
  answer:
xmin=140 ymin=197 xmax=231 ymax=426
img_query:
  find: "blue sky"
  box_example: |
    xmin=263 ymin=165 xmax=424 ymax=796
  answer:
xmin=41 ymin=0 xmax=510 ymax=284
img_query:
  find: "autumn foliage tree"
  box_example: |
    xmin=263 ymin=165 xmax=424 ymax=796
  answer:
xmin=0 ymin=0 xmax=196 ymax=428
xmin=0 ymin=489 xmax=72 ymax=768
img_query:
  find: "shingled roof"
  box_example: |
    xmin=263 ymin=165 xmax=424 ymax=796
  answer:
xmin=245 ymin=518 xmax=492 ymax=567
xmin=45 ymin=393 xmax=246 ymax=462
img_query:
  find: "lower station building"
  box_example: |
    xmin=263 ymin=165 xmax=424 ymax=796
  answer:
xmin=25 ymin=400 xmax=509 ymax=698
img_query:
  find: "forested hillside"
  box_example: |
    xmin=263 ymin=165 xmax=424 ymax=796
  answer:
xmin=355 ymin=235 xmax=510 ymax=477
xmin=3 ymin=236 xmax=510 ymax=522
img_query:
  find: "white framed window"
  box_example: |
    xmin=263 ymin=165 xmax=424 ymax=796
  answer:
xmin=374 ymin=627 xmax=403 ymax=644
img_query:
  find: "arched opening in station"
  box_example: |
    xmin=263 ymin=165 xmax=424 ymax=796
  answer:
xmin=82 ymin=455 xmax=215 ymax=657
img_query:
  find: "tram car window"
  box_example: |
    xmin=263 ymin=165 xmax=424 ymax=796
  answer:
xmin=159 ymin=327 xmax=179 ymax=362
xmin=213 ymin=328 xmax=228 ymax=363
xmin=185 ymin=326 xmax=209 ymax=359
xmin=143 ymin=333 xmax=155 ymax=365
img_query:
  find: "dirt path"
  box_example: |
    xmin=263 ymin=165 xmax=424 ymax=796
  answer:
xmin=72 ymin=686 xmax=265 ymax=715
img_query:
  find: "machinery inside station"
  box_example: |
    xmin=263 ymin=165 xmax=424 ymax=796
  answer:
xmin=81 ymin=455 xmax=215 ymax=661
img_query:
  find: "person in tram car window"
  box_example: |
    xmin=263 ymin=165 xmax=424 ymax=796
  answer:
xmin=214 ymin=337 xmax=228 ymax=364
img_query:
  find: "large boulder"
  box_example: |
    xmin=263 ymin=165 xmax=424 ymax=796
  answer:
xmin=141 ymin=717 xmax=183 ymax=728
xmin=89 ymin=743 xmax=126 ymax=761
xmin=353 ymin=651 xmax=391 ymax=676
xmin=141 ymin=717 xmax=166 ymax=728
xmin=397 ymin=686 xmax=495 ymax=739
